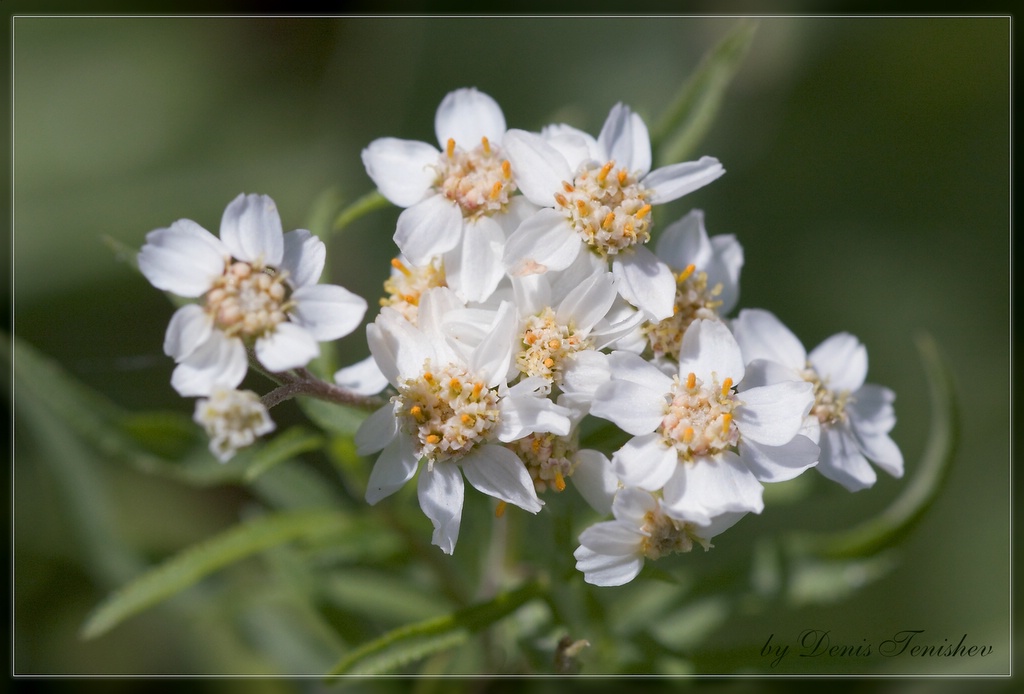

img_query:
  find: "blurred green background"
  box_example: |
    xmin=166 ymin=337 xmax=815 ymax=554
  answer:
xmin=10 ymin=14 xmax=1011 ymax=685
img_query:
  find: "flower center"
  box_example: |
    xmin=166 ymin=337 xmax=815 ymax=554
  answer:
xmin=516 ymin=307 xmax=592 ymax=383
xmin=206 ymin=261 xmax=292 ymax=338
xmin=507 ymin=431 xmax=577 ymax=494
xmin=660 ymin=372 xmax=740 ymax=459
xmin=639 ymin=508 xmax=709 ymax=560
xmin=435 ymin=136 xmax=516 ymax=218
xmin=643 ymin=264 xmax=724 ymax=359
xmin=194 ymin=387 xmax=275 ymax=461
xmin=396 ymin=360 xmax=501 ymax=465
xmin=380 ymin=257 xmax=447 ymax=323
xmin=554 ymin=160 xmax=651 ymax=256
xmin=802 ymin=367 xmax=851 ymax=425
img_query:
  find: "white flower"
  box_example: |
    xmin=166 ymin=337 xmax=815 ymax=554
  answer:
xmin=355 ymin=287 xmax=572 ymax=554
xmin=574 ymin=487 xmax=744 ymax=586
xmin=501 ymin=103 xmax=725 ymax=320
xmin=138 ymin=193 xmax=368 ymax=396
xmin=642 ymin=209 xmax=744 ymax=359
xmin=589 ymin=319 xmax=818 ymax=525
xmin=361 ymin=88 xmax=534 ymax=303
xmin=379 ymin=254 xmax=448 ymax=324
xmin=194 ymin=387 xmax=275 ymax=462
xmin=731 ymin=308 xmax=904 ymax=491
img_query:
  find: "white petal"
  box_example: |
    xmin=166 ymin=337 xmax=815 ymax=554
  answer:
xmin=578 ymin=519 xmax=645 ymax=556
xmin=366 ymin=321 xmax=399 ymax=387
xmin=852 ymin=428 xmax=904 ymax=479
xmin=611 ymin=246 xmax=676 ymax=320
xmin=817 ymin=426 xmax=877 ymax=491
xmin=361 ymin=137 xmax=440 ymax=208
xmin=644 ymin=156 xmax=726 ymax=204
xmin=706 ymin=234 xmax=744 ymax=315
xmin=677 ymin=318 xmax=745 ymax=385
xmin=847 ymin=384 xmax=897 ymax=434
xmin=496 ymin=392 xmax=572 ymax=441
xmin=731 ymin=309 xmax=806 ymax=372
xmin=570 ymin=450 xmax=619 ymax=515
xmin=138 ymin=220 xmax=227 ymax=297
xmin=219 ymin=193 xmax=284 ymax=266
xmin=417 ymin=462 xmax=465 ymax=554
xmin=574 ymin=537 xmax=644 ymax=587
xmin=394 ymin=195 xmax=464 ymax=266
xmin=611 ymin=486 xmax=660 ymax=527
xmin=254 ymin=322 xmax=319 ymax=373
xmin=502 ymin=129 xmax=573 ymax=207
xmin=654 ymin=209 xmax=712 ymax=270
xmin=591 ymin=379 xmax=666 ymax=436
xmin=556 ymin=271 xmax=617 ymax=335
xmin=740 ymin=358 xmax=803 ymax=390
xmin=280 ymin=229 xmax=325 ymax=289
xmin=366 ymin=434 xmax=419 ymax=504
xmin=735 ymin=381 xmax=814 ymax=446
xmin=469 ymin=301 xmax=517 ymax=387
xmin=559 ymin=349 xmax=612 ymax=402
xmin=170 ymin=331 xmax=246 ymax=397
xmin=335 ymin=355 xmax=390 ymax=397
xmin=739 ymin=434 xmax=820 ymax=483
xmin=612 ymin=433 xmax=678 ymax=491
xmin=503 ymin=208 xmax=580 ymax=276
xmin=598 ymin=103 xmax=651 ymax=175
xmin=163 ymin=303 xmax=213 ymax=361
xmin=809 ymin=333 xmax=868 ymax=392
xmin=461 ymin=445 xmax=543 ymax=513
xmin=662 ymin=452 xmax=765 ymax=524
xmin=445 ymin=216 xmax=505 ymax=303
xmin=540 ymin=123 xmax=601 ymax=169
xmin=290 ymin=284 xmax=368 ymax=341
xmin=355 ymin=401 xmax=399 ymax=456
xmin=607 ymin=350 xmax=675 ymax=393
xmin=375 ymin=307 xmax=436 ymax=382
xmin=434 ymin=87 xmax=506 ymax=146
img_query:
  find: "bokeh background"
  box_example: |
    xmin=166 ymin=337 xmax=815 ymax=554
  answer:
xmin=9 ymin=13 xmax=1011 ymax=687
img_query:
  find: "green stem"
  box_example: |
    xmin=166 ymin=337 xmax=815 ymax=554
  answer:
xmin=330 ymin=189 xmax=391 ymax=236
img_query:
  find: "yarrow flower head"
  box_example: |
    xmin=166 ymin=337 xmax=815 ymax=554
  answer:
xmin=731 ymin=308 xmax=904 ymax=491
xmin=574 ymin=487 xmax=744 ymax=586
xmin=642 ymin=210 xmax=744 ymax=359
xmin=589 ymin=319 xmax=819 ymax=524
xmin=362 ymin=88 xmax=534 ymax=303
xmin=501 ymin=103 xmax=725 ymax=320
xmin=194 ymin=387 xmax=275 ymax=462
xmin=354 ymin=287 xmax=572 ymax=554
xmin=138 ymin=193 xmax=368 ymax=396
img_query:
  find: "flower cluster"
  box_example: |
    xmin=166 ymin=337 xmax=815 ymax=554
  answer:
xmin=139 ymin=88 xmax=903 ymax=586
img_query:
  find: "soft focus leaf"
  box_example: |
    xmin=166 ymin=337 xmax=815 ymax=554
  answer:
xmin=299 ymin=397 xmax=368 ymax=439
xmin=786 ymin=553 xmax=898 ymax=606
xmin=80 ymin=508 xmax=353 ymax=640
xmin=330 ymin=189 xmax=390 ymax=237
xmin=650 ymin=19 xmax=758 ymax=165
xmin=243 ymin=426 xmax=326 ymax=482
xmin=325 ymin=578 xmax=547 ymax=677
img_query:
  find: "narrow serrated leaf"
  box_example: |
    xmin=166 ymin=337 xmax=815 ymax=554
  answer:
xmin=80 ymin=509 xmax=352 ymax=640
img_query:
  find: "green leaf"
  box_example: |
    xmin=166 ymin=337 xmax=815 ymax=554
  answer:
xmin=80 ymin=508 xmax=353 ymax=640
xmin=650 ymin=19 xmax=758 ymax=165
xmin=242 ymin=426 xmax=325 ymax=482
xmin=298 ymin=396 xmax=368 ymax=438
xmin=325 ymin=578 xmax=548 ymax=677
xmin=787 ymin=333 xmax=959 ymax=559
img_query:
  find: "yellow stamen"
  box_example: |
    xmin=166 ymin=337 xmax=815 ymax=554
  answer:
xmin=598 ymin=161 xmax=614 ymax=184
xmin=686 ymin=372 xmax=697 ymax=390
xmin=525 ymin=332 xmax=537 ymax=345
xmin=410 ymin=405 xmax=425 ymax=422
xmin=617 ymin=168 xmax=627 ymax=185
xmin=554 ymin=470 xmax=566 ymax=492
xmin=402 ymin=293 xmax=419 ymax=305
xmin=472 ymin=382 xmax=484 ymax=399
xmin=450 ymin=378 xmax=462 ymax=393
xmin=554 ymin=192 xmax=569 ymax=207
xmin=425 ymin=434 xmax=440 ymax=444
xmin=547 ymin=338 xmax=561 ymax=350
xmin=678 ymin=263 xmax=696 ymax=283
xmin=461 ymin=413 xmax=474 ymax=425
xmin=721 ymin=378 xmax=733 ymax=396
xmin=576 ymin=199 xmax=589 ymax=215
xmin=423 ymin=371 xmax=434 ymax=383
xmin=721 ymin=413 xmax=732 ymax=434
xmin=495 ymin=501 xmax=507 ymax=518
xmin=489 ymin=181 xmax=503 ymax=200
xmin=481 ymin=136 xmax=490 ymax=154
xmin=636 ymin=204 xmax=652 ymax=219
xmin=623 ymin=220 xmax=635 ymax=237
xmin=543 ymin=357 xmax=555 ymax=368
xmin=562 ymin=181 xmax=575 ymax=193
xmin=602 ymin=212 xmax=615 ymax=229
xmin=446 ymin=138 xmax=456 ymax=158
xmin=502 ymin=160 xmax=511 ymax=178
xmin=390 ymin=257 xmax=412 ymax=277
xmin=531 ymin=437 xmax=542 ymax=453
xmin=682 ymin=426 xmax=695 ymax=443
